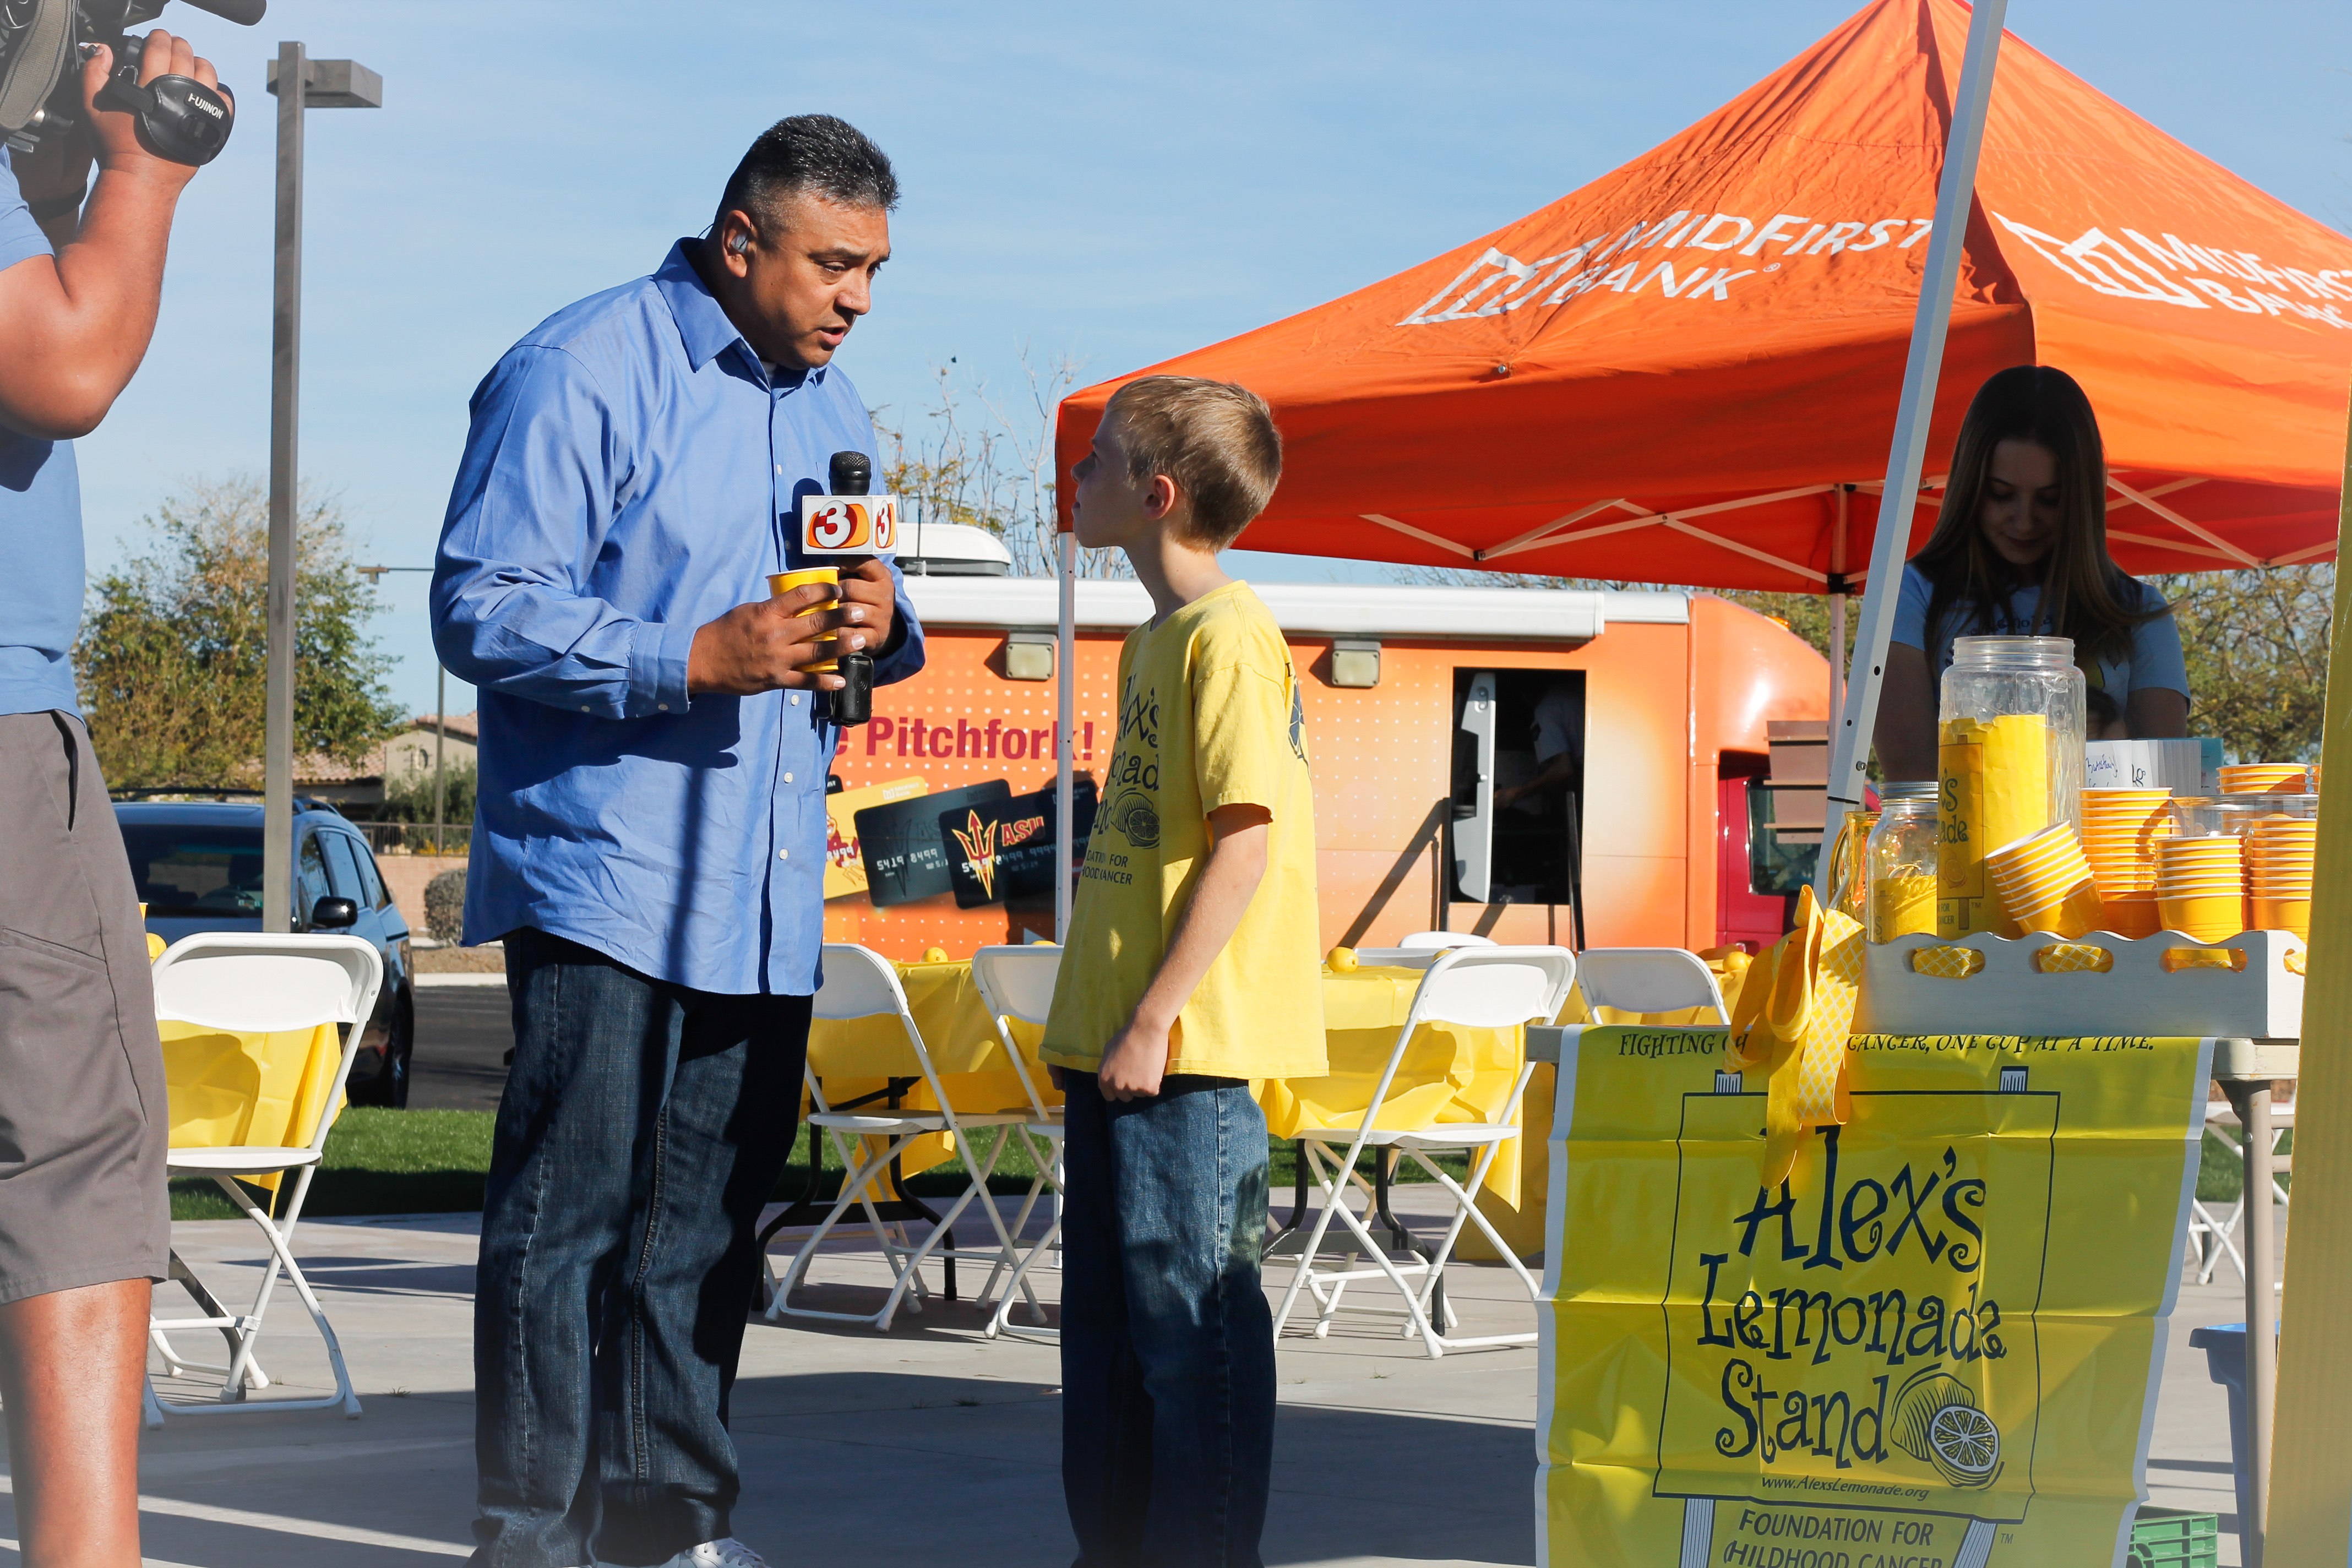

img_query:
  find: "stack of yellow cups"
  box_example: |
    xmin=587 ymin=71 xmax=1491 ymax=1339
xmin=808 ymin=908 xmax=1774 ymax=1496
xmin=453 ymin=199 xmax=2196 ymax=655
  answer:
xmin=2155 ymin=835 xmax=2246 ymax=941
xmin=2245 ymin=817 xmax=2317 ymax=939
xmin=1983 ymin=825 xmax=2106 ymax=939
xmin=2218 ymin=763 xmax=2310 ymax=794
xmin=2078 ymin=787 xmax=2171 ymax=938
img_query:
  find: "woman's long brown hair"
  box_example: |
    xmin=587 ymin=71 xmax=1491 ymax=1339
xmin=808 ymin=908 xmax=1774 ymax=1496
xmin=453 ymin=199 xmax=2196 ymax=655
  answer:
xmin=1912 ymin=365 xmax=2153 ymax=670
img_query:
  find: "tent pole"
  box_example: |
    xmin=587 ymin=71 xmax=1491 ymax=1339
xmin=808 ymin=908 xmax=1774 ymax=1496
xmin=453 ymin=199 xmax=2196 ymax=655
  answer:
xmin=1828 ymin=487 xmax=1849 ymax=727
xmin=1055 ymin=528 xmax=1077 ymax=942
xmin=1817 ymin=0 xmax=2008 ymax=896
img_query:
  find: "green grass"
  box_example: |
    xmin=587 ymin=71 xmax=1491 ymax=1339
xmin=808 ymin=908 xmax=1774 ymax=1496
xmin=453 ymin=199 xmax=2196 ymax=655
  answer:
xmin=2197 ymin=1125 xmax=2293 ymax=1204
xmin=171 ymin=1108 xmax=1473 ymax=1221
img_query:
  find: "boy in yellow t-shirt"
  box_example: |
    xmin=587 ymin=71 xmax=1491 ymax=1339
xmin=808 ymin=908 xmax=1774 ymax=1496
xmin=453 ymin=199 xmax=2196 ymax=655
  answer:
xmin=1042 ymin=375 xmax=1324 ymax=1565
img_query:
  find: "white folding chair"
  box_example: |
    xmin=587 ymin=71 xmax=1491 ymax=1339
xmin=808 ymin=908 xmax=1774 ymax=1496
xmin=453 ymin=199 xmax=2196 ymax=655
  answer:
xmin=2191 ymin=1101 xmax=2293 ymax=1287
xmin=145 ymin=933 xmax=383 ymax=1423
xmin=1574 ymin=947 xmax=1729 ymax=1025
xmin=765 ymin=945 xmax=1029 ymax=1332
xmin=1273 ymin=945 xmax=1575 ymax=1358
xmin=970 ymin=944 xmax=1065 ymax=1341
xmin=1398 ymin=930 xmax=1496 ymax=950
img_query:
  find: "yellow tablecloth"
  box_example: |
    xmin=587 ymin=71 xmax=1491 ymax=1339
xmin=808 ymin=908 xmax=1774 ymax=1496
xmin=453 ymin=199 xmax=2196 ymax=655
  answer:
xmin=1267 ymin=966 xmax=1531 ymax=1208
xmin=805 ymin=959 xmax=1054 ymax=1183
xmin=810 ymin=960 xmax=1540 ymax=1211
xmin=157 ymin=1019 xmax=345 ymax=1195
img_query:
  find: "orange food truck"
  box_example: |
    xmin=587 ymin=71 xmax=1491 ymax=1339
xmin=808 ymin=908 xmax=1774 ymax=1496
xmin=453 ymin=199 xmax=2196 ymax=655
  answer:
xmin=820 ymin=526 xmax=1830 ymax=962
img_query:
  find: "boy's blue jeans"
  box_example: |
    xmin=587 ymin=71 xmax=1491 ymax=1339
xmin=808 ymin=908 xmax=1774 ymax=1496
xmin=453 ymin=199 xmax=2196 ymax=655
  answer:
xmin=1058 ymin=1070 xmax=1276 ymax=1568
xmin=471 ymin=928 xmax=809 ymax=1568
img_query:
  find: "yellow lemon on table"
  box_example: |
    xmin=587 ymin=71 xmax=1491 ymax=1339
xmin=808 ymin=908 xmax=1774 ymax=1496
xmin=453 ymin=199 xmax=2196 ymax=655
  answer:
xmin=1325 ymin=946 xmax=1358 ymax=973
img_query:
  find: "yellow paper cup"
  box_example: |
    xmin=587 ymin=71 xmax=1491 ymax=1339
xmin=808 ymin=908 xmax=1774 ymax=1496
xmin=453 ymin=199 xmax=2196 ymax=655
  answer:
xmin=2103 ymin=892 xmax=2162 ymax=938
xmin=2219 ymin=764 xmax=2309 ymax=793
xmin=2010 ymin=880 xmax=2106 ymax=939
xmin=2159 ymin=892 xmax=2244 ymax=943
xmin=768 ymin=567 xmax=842 ymax=672
xmin=2250 ymin=899 xmax=2311 ymax=939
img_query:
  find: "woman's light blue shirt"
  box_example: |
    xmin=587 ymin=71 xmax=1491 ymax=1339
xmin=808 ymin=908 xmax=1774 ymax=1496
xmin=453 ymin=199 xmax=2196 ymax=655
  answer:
xmin=1891 ymin=562 xmax=2188 ymax=705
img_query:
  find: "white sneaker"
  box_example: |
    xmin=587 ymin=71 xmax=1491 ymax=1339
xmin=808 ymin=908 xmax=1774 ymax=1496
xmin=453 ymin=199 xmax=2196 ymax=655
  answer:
xmin=662 ymin=1543 xmax=770 ymax=1568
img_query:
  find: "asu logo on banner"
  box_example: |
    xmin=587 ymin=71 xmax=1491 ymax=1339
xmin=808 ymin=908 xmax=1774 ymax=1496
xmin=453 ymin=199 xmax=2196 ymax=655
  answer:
xmin=799 ymin=493 xmax=900 ymax=556
xmin=1539 ymin=1029 xmax=2213 ymax=1567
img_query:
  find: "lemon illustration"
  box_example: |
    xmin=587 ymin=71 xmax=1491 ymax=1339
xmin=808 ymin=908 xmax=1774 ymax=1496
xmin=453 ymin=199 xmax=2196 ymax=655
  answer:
xmin=1928 ymin=1404 xmax=2001 ymax=1484
xmin=1892 ymin=1367 xmax=2003 ymax=1490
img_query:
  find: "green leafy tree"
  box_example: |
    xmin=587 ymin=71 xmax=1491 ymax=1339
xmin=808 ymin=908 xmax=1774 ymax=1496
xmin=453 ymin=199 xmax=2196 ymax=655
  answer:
xmin=2147 ymin=566 xmax=2332 ymax=765
xmin=382 ymin=758 xmax=477 ymax=831
xmin=75 ymin=476 xmax=406 ymax=788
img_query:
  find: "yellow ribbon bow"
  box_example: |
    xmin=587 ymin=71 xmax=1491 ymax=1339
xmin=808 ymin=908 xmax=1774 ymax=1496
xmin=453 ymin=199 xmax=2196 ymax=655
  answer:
xmin=1725 ymin=885 xmax=1866 ymax=1185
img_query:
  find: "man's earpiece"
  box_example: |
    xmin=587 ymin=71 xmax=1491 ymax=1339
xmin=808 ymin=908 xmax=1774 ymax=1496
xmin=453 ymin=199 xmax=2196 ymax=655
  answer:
xmin=728 ymin=233 xmax=750 ymax=256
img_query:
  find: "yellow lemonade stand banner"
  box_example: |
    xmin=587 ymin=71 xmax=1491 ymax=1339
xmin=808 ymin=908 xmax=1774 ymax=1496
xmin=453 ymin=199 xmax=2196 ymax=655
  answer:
xmin=1540 ymin=1027 xmax=2212 ymax=1568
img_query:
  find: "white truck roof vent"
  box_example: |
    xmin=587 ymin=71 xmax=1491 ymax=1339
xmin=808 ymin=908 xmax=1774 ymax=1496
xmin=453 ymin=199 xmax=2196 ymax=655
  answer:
xmin=897 ymin=519 xmax=1014 ymax=578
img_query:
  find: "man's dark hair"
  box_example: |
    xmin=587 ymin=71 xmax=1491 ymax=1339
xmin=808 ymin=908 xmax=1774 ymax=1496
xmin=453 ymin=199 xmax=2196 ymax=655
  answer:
xmin=716 ymin=115 xmax=900 ymax=232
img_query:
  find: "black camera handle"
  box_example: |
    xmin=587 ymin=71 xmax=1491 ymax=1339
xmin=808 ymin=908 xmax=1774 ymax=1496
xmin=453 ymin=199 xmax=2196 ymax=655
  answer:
xmin=94 ymin=30 xmax=232 ymax=165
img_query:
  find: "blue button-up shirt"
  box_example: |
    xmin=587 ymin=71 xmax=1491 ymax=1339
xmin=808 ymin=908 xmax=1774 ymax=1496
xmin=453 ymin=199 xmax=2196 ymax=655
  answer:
xmin=0 ymin=146 xmax=88 ymax=719
xmin=432 ymin=241 xmax=924 ymax=995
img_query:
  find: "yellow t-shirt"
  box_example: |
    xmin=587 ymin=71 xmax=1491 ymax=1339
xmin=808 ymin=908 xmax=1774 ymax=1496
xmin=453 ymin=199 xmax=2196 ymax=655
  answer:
xmin=1042 ymin=580 xmax=1327 ymax=1080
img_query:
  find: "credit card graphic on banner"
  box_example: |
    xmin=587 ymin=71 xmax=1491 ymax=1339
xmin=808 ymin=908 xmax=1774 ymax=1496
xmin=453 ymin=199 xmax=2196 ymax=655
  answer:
xmin=943 ymin=778 xmax=1099 ymax=908
xmin=854 ymin=780 xmax=1011 ymax=907
xmin=1538 ymin=1029 xmax=2213 ymax=1567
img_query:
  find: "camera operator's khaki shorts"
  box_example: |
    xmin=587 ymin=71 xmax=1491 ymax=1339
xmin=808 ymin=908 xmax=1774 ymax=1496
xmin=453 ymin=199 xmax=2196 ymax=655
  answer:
xmin=0 ymin=712 xmax=168 ymax=1303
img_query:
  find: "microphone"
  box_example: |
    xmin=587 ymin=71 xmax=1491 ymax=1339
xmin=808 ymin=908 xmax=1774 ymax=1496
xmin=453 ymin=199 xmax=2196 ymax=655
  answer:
xmin=799 ymin=450 xmax=897 ymax=726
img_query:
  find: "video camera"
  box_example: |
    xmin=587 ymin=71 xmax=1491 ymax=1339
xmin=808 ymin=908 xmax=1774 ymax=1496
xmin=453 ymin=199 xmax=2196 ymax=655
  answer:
xmin=1 ymin=0 xmax=262 ymax=167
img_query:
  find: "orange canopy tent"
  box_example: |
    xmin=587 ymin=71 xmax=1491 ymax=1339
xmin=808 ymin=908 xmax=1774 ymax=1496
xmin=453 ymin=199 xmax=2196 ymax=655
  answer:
xmin=1053 ymin=0 xmax=2352 ymax=586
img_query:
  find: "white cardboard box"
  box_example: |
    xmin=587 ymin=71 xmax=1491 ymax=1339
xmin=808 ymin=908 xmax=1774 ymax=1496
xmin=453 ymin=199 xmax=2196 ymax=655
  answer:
xmin=1855 ymin=928 xmax=2304 ymax=1039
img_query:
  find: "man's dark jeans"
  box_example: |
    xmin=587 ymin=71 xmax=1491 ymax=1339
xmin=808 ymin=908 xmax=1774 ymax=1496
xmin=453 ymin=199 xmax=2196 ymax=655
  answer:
xmin=1059 ymin=1071 xmax=1276 ymax=1568
xmin=471 ymin=928 xmax=809 ymax=1568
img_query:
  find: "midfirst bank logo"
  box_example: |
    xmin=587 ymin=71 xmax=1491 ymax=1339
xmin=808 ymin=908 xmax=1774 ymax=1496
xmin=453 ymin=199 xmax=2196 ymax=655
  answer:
xmin=1400 ymin=205 xmax=2352 ymax=330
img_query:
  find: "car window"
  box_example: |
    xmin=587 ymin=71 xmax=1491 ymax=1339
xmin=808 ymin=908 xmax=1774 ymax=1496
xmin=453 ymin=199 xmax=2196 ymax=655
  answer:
xmin=297 ymin=832 xmax=334 ymax=921
xmin=320 ymin=832 xmax=369 ymax=905
xmin=351 ymin=838 xmax=391 ymax=910
xmin=116 ymin=822 xmax=265 ymax=917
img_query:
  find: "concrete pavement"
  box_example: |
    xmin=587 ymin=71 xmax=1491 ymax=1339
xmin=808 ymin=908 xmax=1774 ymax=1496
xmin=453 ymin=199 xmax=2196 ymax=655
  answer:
xmin=0 ymin=1185 xmax=2268 ymax=1568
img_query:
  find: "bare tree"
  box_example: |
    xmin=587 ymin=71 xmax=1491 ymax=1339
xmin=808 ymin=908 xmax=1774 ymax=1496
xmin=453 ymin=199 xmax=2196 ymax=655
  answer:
xmin=877 ymin=348 xmax=1131 ymax=580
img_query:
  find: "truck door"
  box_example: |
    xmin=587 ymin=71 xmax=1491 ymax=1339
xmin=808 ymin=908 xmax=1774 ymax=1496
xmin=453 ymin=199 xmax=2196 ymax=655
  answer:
xmin=1451 ymin=671 xmax=1498 ymax=903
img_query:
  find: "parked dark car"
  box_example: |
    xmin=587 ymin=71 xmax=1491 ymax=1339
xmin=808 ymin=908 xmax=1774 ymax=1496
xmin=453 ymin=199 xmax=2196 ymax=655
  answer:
xmin=114 ymin=799 xmax=416 ymax=1107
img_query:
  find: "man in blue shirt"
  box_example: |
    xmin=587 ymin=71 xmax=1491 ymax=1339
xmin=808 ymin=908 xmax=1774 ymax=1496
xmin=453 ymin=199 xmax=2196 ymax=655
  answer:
xmin=432 ymin=116 xmax=924 ymax=1568
xmin=0 ymin=30 xmax=225 ymax=1568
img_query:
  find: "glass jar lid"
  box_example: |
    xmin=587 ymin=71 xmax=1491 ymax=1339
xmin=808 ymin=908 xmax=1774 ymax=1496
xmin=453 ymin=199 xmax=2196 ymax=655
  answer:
xmin=1950 ymin=634 xmax=2075 ymax=671
xmin=1877 ymin=780 xmax=1939 ymax=801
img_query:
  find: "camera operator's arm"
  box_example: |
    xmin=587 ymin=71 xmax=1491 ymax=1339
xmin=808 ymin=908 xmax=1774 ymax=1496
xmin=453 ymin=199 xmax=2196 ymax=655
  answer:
xmin=434 ymin=346 xmax=865 ymax=714
xmin=0 ymin=31 xmax=215 ymax=439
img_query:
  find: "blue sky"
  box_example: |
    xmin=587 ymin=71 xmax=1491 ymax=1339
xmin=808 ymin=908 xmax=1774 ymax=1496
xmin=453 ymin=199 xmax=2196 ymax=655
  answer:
xmin=70 ymin=0 xmax=2352 ymax=718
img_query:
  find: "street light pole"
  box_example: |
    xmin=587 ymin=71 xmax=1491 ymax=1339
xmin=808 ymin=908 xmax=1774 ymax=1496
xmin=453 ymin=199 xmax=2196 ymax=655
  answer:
xmin=434 ymin=664 xmax=448 ymax=855
xmin=260 ymin=44 xmax=383 ymax=933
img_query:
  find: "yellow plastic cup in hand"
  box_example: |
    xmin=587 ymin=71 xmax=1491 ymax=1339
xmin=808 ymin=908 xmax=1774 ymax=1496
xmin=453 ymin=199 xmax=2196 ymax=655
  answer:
xmin=769 ymin=567 xmax=842 ymax=672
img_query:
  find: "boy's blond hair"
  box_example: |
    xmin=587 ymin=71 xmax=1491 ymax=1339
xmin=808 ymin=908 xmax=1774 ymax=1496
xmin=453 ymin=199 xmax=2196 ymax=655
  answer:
xmin=1104 ymin=376 xmax=1283 ymax=551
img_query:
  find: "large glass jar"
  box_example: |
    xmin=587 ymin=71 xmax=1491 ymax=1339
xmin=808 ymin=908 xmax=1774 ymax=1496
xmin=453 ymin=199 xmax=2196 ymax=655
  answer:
xmin=1866 ymin=796 xmax=1941 ymax=943
xmin=1937 ymin=635 xmax=2086 ymax=939
xmin=1827 ymin=809 xmax=1879 ymax=923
